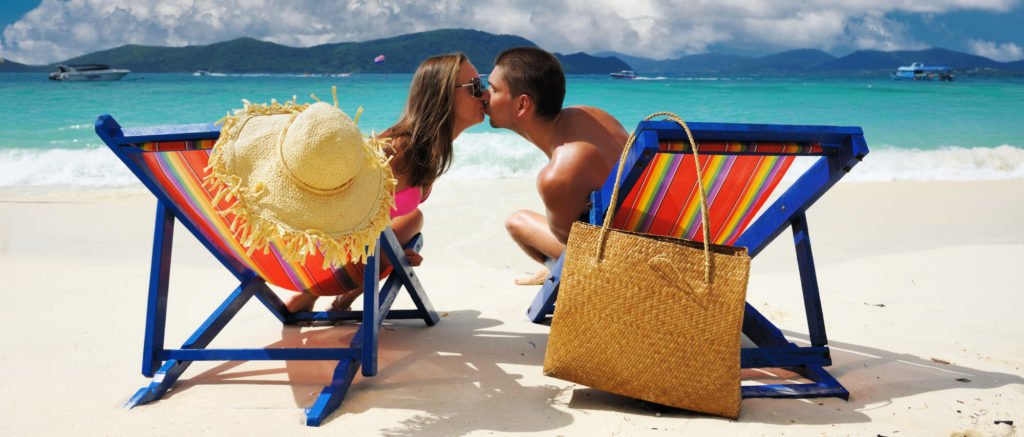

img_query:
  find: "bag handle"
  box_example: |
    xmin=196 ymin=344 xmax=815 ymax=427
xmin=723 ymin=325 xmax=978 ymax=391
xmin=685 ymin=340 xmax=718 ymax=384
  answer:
xmin=597 ymin=112 xmax=713 ymax=284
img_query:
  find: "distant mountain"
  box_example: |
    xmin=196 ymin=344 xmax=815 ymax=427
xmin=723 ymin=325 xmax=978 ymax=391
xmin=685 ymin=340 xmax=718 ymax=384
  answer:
xmin=597 ymin=51 xmax=754 ymax=74
xmin=756 ymin=49 xmax=836 ymax=71
xmin=57 ymin=29 xmax=626 ymax=74
xmin=597 ymin=47 xmax=1021 ymax=75
xmin=6 ymin=30 xmax=1022 ymax=76
xmin=812 ymin=47 xmax=1005 ymax=71
xmin=555 ymin=52 xmax=630 ymax=75
xmin=0 ymin=58 xmax=45 ymax=72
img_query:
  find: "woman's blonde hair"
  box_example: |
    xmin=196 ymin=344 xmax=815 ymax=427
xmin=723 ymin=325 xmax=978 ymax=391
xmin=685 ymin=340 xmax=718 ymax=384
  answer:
xmin=381 ymin=52 xmax=466 ymax=189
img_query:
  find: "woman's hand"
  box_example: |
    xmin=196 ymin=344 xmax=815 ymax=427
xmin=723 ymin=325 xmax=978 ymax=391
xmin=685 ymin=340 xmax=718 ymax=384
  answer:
xmin=404 ymin=248 xmax=423 ymax=266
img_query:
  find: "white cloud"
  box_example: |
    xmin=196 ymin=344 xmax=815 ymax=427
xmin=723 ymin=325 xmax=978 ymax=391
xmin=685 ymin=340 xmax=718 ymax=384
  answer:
xmin=968 ymin=39 xmax=1024 ymax=61
xmin=0 ymin=0 xmax=1019 ymax=64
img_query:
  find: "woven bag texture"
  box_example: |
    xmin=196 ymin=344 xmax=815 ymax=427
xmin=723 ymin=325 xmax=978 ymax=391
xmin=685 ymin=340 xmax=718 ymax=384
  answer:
xmin=543 ymin=113 xmax=751 ymax=419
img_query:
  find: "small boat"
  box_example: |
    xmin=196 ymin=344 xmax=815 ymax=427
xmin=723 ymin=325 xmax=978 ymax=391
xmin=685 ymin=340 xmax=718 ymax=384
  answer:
xmin=49 ymin=64 xmax=130 ymax=81
xmin=609 ymin=70 xmax=637 ymax=79
xmin=891 ymin=62 xmax=954 ymax=81
xmin=193 ymin=69 xmax=211 ymax=76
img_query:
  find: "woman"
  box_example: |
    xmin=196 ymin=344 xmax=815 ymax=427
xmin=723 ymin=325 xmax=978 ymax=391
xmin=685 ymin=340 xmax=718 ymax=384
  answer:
xmin=287 ymin=52 xmax=487 ymax=312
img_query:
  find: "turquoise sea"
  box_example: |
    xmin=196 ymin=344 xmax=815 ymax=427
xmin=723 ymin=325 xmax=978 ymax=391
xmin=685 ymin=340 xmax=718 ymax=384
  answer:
xmin=1 ymin=72 xmax=1022 ymax=187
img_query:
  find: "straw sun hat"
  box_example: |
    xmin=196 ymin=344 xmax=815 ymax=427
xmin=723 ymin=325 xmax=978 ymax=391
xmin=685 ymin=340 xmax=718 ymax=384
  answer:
xmin=205 ymin=89 xmax=396 ymax=268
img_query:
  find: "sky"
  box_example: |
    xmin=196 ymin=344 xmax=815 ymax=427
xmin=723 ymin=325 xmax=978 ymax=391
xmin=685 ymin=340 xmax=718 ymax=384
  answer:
xmin=2 ymin=0 xmax=1023 ymax=65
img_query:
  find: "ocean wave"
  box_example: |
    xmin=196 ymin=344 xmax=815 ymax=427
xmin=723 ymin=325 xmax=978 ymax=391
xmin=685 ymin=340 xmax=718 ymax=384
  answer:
xmin=2 ymin=139 xmax=1021 ymax=189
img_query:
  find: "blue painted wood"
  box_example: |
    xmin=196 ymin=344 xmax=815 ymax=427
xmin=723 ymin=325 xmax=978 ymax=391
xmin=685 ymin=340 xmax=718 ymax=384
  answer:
xmin=741 ymin=347 xmax=832 ymax=368
xmin=526 ymin=252 xmax=564 ymax=322
xmin=290 ymin=309 xmax=429 ymax=322
xmin=741 ymin=303 xmax=792 ymax=349
xmin=792 ymin=213 xmax=829 ymax=347
xmin=100 ymin=116 xmax=443 ymax=426
xmin=306 ymin=359 xmax=360 ymax=426
xmin=96 ymin=115 xmax=252 ymax=279
xmin=182 ymin=277 xmax=260 ymax=349
xmin=592 ymin=129 xmax=660 ymax=226
xmin=734 ymin=157 xmax=857 ymax=257
xmin=142 ymin=203 xmax=174 ymax=377
xmin=380 ymin=231 xmax=439 ymax=325
xmin=791 ymin=362 xmax=850 ymax=400
xmin=361 ymin=243 xmax=381 ymax=377
xmin=126 ymin=279 xmax=259 ymax=408
xmin=524 ymin=118 xmax=869 ymax=400
xmin=251 ymin=279 xmax=290 ymax=325
xmin=742 ymin=381 xmax=848 ymax=399
xmin=162 ymin=348 xmax=361 ymax=361
xmin=283 ymin=234 xmax=425 ymax=325
xmin=641 ymin=120 xmax=863 ymax=144
xmin=118 ymin=123 xmax=220 ymax=144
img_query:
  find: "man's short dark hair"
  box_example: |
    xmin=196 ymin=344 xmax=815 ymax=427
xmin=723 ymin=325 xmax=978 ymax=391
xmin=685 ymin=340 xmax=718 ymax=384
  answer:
xmin=494 ymin=47 xmax=565 ymax=120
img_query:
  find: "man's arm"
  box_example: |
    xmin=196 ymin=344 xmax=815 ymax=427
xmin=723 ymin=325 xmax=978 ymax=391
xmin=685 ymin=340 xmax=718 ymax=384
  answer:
xmin=537 ymin=143 xmax=604 ymax=244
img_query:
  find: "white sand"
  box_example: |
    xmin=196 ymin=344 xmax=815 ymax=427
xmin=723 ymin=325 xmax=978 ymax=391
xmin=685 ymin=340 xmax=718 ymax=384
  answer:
xmin=1 ymin=178 xmax=1021 ymax=436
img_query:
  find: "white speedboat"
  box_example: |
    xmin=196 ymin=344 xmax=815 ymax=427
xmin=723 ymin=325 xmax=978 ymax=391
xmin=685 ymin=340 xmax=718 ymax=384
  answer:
xmin=609 ymin=70 xmax=637 ymax=79
xmin=49 ymin=64 xmax=130 ymax=81
xmin=891 ymin=62 xmax=954 ymax=81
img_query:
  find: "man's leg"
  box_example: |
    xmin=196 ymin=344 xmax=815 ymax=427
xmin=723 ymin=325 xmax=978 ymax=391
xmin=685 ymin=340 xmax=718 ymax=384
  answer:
xmin=506 ymin=210 xmax=565 ymax=285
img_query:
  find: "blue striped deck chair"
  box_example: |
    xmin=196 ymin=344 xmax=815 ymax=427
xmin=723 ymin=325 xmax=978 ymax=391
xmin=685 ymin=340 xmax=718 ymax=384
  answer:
xmin=527 ymin=119 xmax=869 ymax=400
xmin=95 ymin=115 xmax=439 ymax=426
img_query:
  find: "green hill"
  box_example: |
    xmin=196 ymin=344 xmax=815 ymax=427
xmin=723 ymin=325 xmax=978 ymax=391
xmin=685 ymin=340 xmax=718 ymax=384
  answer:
xmin=60 ymin=29 xmax=627 ymax=74
xmin=0 ymin=58 xmax=46 ymax=72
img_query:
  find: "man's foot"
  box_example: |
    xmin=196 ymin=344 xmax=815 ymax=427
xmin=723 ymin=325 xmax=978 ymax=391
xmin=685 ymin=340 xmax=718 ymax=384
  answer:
xmin=285 ymin=293 xmax=318 ymax=313
xmin=515 ymin=268 xmax=550 ymax=286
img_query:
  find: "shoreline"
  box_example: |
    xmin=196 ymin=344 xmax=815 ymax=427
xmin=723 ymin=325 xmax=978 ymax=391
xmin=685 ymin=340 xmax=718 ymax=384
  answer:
xmin=1 ymin=177 xmax=1021 ymax=435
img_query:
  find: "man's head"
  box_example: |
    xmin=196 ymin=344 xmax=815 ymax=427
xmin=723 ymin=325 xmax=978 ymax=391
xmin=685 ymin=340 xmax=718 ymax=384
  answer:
xmin=485 ymin=47 xmax=565 ymax=129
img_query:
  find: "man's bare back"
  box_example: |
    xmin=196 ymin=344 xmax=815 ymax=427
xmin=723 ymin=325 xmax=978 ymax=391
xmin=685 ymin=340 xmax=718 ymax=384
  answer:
xmin=536 ymin=106 xmax=628 ymax=243
xmin=484 ymin=47 xmax=628 ymax=284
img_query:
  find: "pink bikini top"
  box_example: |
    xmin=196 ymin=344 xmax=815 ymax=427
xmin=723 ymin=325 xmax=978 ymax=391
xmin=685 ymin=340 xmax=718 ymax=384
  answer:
xmin=391 ymin=186 xmax=425 ymax=218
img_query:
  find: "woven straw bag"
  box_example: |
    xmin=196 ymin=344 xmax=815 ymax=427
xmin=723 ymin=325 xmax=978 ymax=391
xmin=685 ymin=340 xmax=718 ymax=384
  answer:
xmin=543 ymin=113 xmax=751 ymax=419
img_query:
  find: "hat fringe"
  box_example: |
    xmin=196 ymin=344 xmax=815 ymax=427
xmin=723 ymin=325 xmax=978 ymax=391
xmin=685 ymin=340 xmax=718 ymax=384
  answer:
xmin=204 ymin=98 xmax=397 ymax=269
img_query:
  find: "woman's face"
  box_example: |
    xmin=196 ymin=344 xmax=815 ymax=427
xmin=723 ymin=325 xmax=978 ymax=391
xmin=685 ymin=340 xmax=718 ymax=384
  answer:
xmin=452 ymin=61 xmax=486 ymax=135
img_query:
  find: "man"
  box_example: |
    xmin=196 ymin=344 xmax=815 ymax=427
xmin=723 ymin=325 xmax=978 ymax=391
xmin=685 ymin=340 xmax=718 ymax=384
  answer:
xmin=483 ymin=47 xmax=629 ymax=284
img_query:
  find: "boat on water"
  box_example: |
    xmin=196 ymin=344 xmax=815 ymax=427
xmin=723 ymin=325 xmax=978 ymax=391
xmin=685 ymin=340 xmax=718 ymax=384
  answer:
xmin=891 ymin=62 xmax=954 ymax=81
xmin=49 ymin=64 xmax=130 ymax=81
xmin=609 ymin=70 xmax=637 ymax=79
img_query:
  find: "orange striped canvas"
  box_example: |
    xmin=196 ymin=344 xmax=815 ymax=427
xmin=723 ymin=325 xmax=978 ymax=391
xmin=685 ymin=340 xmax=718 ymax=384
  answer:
xmin=129 ymin=147 xmax=362 ymax=296
xmin=612 ymin=141 xmax=820 ymax=245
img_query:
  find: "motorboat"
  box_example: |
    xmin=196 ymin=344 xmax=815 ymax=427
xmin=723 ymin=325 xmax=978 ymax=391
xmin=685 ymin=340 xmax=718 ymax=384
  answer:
xmin=609 ymin=70 xmax=637 ymax=79
xmin=891 ymin=62 xmax=954 ymax=81
xmin=49 ymin=64 xmax=130 ymax=81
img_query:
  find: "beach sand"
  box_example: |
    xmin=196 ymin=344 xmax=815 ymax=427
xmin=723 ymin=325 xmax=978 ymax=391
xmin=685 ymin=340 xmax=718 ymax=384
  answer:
xmin=1 ymin=178 xmax=1021 ymax=436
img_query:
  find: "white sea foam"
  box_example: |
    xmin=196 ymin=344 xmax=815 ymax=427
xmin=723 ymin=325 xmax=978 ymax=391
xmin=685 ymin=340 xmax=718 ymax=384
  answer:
xmin=0 ymin=147 xmax=138 ymax=188
xmin=1 ymin=136 xmax=1022 ymax=189
xmin=784 ymin=144 xmax=1024 ymax=182
xmin=448 ymin=132 xmax=547 ymax=178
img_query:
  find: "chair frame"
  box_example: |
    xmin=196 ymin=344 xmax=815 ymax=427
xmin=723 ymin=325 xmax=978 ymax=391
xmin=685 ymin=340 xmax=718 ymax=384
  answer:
xmin=528 ymin=120 xmax=869 ymax=400
xmin=96 ymin=115 xmax=440 ymax=426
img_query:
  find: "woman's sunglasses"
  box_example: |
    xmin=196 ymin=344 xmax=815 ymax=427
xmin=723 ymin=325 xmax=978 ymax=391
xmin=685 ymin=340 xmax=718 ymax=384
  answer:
xmin=456 ymin=77 xmax=487 ymax=97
